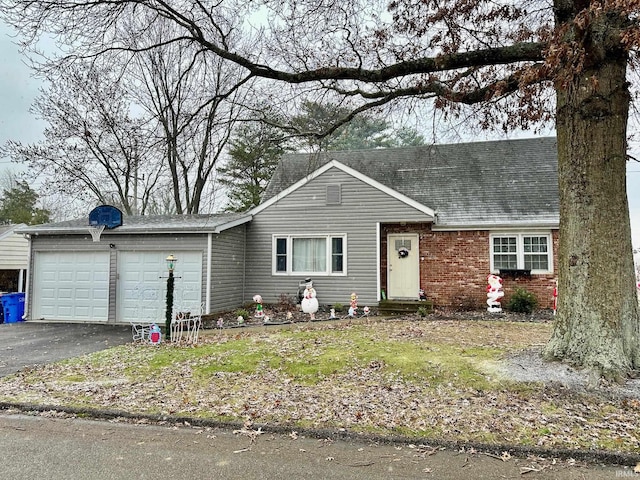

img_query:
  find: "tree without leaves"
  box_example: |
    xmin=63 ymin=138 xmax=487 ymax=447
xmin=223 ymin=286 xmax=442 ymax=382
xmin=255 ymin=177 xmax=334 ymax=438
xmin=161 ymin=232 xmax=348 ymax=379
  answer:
xmin=1 ymin=0 xmax=639 ymax=378
xmin=1 ymin=62 xmax=162 ymax=215
xmin=127 ymin=16 xmax=251 ymax=214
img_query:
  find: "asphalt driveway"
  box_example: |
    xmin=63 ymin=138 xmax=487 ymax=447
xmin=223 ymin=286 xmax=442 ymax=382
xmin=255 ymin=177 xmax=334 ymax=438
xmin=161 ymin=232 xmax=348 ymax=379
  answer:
xmin=0 ymin=322 xmax=132 ymax=377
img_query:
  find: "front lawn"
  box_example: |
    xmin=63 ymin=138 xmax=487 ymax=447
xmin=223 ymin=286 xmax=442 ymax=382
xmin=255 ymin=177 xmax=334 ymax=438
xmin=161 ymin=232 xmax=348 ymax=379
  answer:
xmin=0 ymin=318 xmax=637 ymax=454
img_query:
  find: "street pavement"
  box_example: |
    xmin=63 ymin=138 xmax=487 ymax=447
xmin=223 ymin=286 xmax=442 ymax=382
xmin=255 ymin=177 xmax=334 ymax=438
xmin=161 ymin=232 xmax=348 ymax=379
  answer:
xmin=0 ymin=413 xmax=629 ymax=480
xmin=0 ymin=322 xmax=131 ymax=377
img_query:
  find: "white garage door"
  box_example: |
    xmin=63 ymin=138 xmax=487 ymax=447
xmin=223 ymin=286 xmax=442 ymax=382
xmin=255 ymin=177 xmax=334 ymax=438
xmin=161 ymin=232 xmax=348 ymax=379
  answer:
xmin=117 ymin=251 xmax=202 ymax=323
xmin=32 ymin=251 xmax=110 ymax=322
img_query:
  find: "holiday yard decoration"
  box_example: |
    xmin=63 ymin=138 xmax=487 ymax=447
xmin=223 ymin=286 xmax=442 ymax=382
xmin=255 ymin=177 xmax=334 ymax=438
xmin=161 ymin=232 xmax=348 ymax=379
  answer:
xmin=487 ymin=274 xmax=505 ymax=313
xmin=301 ymin=281 xmax=319 ymax=320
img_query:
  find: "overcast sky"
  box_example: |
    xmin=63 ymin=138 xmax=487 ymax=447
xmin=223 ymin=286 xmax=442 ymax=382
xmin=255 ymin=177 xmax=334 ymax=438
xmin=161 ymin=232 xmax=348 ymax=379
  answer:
xmin=1 ymin=23 xmax=639 ymax=247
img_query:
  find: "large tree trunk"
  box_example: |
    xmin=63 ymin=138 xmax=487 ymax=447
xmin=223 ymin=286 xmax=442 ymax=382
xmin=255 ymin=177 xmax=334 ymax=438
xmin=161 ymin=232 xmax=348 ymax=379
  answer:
xmin=545 ymin=8 xmax=640 ymax=379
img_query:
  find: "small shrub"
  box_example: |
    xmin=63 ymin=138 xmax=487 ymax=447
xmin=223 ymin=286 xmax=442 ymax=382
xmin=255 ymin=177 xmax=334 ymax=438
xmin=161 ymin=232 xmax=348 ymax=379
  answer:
xmin=506 ymin=288 xmax=538 ymax=314
xmin=234 ymin=308 xmax=250 ymax=320
xmin=333 ymin=303 xmax=344 ymax=313
xmin=417 ymin=306 xmax=428 ymax=317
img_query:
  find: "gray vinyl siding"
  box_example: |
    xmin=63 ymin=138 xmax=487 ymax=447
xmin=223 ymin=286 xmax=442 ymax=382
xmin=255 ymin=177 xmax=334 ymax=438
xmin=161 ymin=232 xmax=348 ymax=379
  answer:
xmin=27 ymin=230 xmax=247 ymax=323
xmin=246 ymin=167 xmax=431 ymax=307
xmin=209 ymin=225 xmax=246 ymax=313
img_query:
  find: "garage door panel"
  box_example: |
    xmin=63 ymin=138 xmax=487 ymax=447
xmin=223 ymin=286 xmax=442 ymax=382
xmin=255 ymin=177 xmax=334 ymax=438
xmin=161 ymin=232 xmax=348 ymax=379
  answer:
xmin=117 ymin=251 xmax=202 ymax=323
xmin=32 ymin=251 xmax=110 ymax=322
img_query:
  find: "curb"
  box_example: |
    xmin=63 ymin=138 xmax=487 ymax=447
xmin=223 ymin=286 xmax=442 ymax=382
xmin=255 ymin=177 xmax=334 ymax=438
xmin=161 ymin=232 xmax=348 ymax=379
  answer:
xmin=1 ymin=401 xmax=638 ymax=467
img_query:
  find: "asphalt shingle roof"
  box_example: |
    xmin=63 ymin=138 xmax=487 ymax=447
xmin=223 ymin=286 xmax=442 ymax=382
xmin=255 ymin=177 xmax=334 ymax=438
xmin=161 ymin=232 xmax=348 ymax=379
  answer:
xmin=263 ymin=137 xmax=559 ymax=228
xmin=17 ymin=213 xmax=251 ymax=235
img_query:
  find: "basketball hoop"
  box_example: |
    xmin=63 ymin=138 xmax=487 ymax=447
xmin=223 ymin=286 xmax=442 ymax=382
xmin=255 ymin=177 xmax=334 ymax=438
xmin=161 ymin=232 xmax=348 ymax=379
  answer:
xmin=88 ymin=224 xmax=106 ymax=242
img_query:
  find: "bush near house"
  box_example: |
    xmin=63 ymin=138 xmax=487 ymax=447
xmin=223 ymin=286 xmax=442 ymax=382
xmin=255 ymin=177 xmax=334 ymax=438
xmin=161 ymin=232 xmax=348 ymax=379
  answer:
xmin=506 ymin=288 xmax=539 ymax=314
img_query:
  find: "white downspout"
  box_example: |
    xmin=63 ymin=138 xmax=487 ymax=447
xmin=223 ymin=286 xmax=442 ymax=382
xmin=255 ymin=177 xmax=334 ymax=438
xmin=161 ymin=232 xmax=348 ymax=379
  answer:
xmin=22 ymin=234 xmax=31 ymax=320
xmin=206 ymin=232 xmax=212 ymax=314
xmin=376 ymin=222 xmax=381 ymax=302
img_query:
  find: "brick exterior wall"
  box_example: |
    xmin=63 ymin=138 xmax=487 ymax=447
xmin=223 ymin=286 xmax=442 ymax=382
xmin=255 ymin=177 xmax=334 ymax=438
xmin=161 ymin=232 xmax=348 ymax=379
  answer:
xmin=381 ymin=223 xmax=559 ymax=310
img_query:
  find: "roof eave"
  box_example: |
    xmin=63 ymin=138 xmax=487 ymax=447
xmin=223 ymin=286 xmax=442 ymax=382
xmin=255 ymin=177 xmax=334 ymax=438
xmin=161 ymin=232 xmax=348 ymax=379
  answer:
xmin=18 ymin=215 xmax=253 ymax=236
xmin=432 ymin=220 xmax=560 ymax=231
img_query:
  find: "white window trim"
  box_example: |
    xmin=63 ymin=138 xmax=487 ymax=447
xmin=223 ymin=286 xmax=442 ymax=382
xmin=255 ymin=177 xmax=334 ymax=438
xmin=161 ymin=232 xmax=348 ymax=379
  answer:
xmin=489 ymin=232 xmax=553 ymax=274
xmin=272 ymin=234 xmax=347 ymax=276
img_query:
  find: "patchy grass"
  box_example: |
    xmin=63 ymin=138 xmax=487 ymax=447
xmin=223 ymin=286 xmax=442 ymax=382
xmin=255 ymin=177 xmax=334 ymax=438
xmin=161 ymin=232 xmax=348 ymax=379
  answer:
xmin=0 ymin=318 xmax=637 ymax=454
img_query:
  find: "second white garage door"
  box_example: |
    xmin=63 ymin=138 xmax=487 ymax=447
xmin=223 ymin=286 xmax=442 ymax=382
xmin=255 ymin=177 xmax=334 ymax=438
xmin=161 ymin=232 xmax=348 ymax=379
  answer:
xmin=117 ymin=251 xmax=202 ymax=323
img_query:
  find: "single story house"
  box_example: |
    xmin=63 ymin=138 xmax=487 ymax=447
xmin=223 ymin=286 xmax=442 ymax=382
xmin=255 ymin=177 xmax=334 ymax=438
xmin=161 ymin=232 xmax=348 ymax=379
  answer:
xmin=19 ymin=137 xmax=559 ymax=323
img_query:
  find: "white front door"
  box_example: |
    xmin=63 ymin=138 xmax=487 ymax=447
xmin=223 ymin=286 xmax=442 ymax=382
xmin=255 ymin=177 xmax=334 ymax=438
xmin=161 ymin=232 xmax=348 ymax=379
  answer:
xmin=32 ymin=251 xmax=110 ymax=322
xmin=117 ymin=251 xmax=202 ymax=323
xmin=387 ymin=233 xmax=420 ymax=299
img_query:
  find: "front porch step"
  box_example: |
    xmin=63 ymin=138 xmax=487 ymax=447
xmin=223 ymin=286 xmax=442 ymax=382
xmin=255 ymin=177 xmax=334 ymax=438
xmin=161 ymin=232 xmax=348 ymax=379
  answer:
xmin=378 ymin=299 xmax=433 ymax=315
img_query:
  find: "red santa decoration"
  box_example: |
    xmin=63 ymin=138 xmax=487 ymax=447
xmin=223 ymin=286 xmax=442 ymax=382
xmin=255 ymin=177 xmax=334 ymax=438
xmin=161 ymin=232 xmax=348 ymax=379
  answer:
xmin=486 ymin=274 xmax=504 ymax=313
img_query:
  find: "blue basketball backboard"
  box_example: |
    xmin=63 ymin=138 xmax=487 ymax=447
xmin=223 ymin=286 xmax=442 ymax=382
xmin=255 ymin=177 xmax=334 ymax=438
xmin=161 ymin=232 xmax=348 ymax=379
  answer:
xmin=89 ymin=205 xmax=123 ymax=229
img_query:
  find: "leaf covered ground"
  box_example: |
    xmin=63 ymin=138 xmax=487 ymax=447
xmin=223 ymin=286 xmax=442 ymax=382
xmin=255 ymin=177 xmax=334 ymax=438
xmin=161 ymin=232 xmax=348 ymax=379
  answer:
xmin=0 ymin=318 xmax=638 ymax=454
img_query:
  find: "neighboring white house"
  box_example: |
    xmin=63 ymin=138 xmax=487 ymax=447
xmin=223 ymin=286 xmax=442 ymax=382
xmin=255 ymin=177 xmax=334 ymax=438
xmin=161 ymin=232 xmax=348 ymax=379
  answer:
xmin=0 ymin=223 xmax=29 ymax=293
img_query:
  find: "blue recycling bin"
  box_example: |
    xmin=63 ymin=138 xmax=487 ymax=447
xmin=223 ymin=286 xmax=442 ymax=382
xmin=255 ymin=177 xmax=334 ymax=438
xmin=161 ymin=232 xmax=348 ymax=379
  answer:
xmin=1 ymin=293 xmax=25 ymax=323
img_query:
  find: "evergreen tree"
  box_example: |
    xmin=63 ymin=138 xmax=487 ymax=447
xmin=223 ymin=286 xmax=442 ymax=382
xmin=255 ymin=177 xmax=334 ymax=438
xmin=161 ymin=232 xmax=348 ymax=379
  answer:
xmin=219 ymin=120 xmax=289 ymax=212
xmin=0 ymin=181 xmax=51 ymax=225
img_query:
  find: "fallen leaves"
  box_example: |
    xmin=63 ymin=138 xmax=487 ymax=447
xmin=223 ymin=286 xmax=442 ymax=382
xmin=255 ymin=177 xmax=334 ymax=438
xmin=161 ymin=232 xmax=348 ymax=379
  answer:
xmin=0 ymin=319 xmax=637 ymax=455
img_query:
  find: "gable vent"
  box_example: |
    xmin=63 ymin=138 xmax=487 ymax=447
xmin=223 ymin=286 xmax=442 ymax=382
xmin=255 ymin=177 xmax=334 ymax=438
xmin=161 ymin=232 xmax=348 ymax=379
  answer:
xmin=326 ymin=184 xmax=342 ymax=205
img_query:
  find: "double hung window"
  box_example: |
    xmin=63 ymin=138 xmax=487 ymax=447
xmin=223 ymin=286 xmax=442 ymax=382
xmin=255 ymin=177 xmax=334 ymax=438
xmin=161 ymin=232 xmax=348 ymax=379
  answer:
xmin=274 ymin=235 xmax=346 ymax=275
xmin=490 ymin=233 xmax=552 ymax=273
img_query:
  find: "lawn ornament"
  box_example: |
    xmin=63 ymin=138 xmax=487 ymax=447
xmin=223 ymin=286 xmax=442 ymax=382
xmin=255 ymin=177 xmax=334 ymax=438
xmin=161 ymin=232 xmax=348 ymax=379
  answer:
xmin=253 ymin=294 xmax=264 ymax=319
xmin=286 ymin=311 xmax=293 ymax=321
xmin=330 ymin=308 xmax=336 ymax=319
xmin=149 ymin=323 xmax=162 ymax=345
xmin=363 ymin=306 xmax=370 ymax=316
xmin=237 ymin=315 xmax=245 ymax=325
xmin=217 ymin=317 xmax=224 ymax=329
xmin=486 ymin=274 xmax=504 ymax=313
xmin=348 ymin=292 xmax=358 ymax=317
xmin=301 ymin=281 xmax=319 ymax=320
xmin=350 ymin=292 xmax=358 ymax=310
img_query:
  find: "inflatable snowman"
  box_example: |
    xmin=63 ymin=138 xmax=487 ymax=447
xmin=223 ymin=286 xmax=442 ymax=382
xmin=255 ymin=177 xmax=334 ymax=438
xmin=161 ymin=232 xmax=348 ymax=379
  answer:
xmin=301 ymin=281 xmax=319 ymax=320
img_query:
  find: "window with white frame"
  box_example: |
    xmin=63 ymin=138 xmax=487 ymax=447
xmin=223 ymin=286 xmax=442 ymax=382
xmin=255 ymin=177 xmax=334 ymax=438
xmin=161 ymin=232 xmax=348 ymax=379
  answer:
xmin=273 ymin=235 xmax=346 ymax=275
xmin=490 ymin=233 xmax=552 ymax=273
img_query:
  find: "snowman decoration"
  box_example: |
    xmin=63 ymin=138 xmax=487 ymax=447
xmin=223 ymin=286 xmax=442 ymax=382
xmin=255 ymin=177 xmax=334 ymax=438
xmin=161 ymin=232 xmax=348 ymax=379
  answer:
xmin=301 ymin=281 xmax=319 ymax=320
